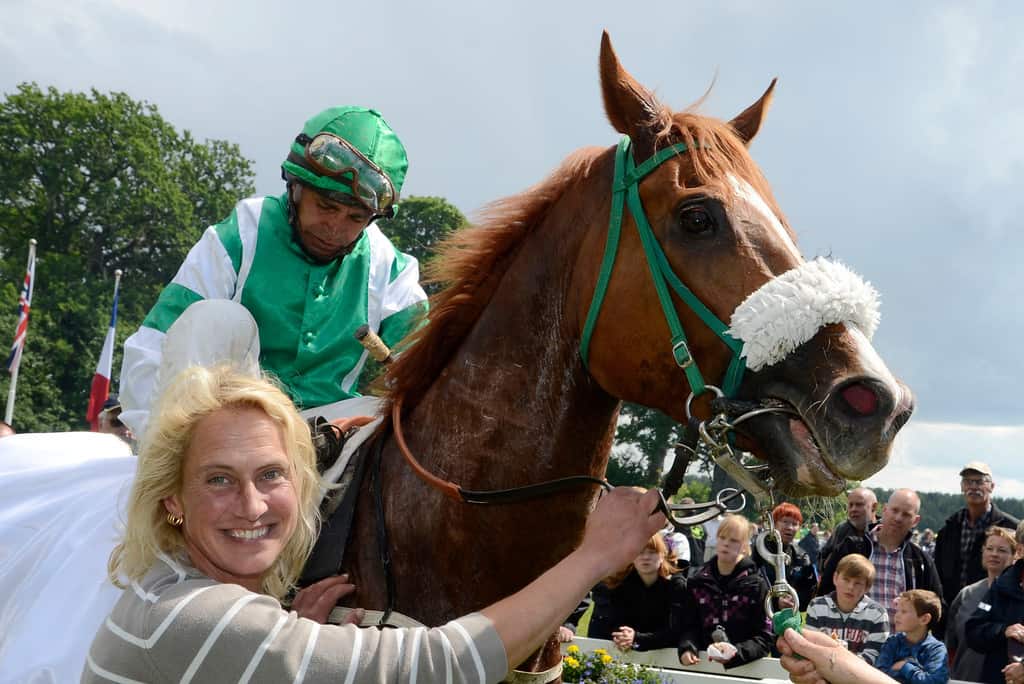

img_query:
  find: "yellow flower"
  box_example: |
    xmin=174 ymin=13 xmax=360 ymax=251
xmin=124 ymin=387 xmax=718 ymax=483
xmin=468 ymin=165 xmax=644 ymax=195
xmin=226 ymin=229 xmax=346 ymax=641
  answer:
xmin=566 ymin=645 xmax=580 ymax=655
xmin=564 ymin=656 xmax=580 ymax=668
xmin=593 ymin=648 xmax=607 ymax=656
xmin=601 ymin=654 xmax=613 ymax=665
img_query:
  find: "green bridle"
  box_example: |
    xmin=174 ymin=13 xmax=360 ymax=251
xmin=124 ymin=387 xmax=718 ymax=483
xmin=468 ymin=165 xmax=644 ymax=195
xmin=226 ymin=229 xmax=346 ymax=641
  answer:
xmin=580 ymin=135 xmax=747 ymax=399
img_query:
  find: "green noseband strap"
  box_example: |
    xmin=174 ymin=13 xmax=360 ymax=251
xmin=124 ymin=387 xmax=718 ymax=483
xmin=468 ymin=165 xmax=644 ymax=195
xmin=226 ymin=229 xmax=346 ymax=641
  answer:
xmin=580 ymin=135 xmax=746 ymax=398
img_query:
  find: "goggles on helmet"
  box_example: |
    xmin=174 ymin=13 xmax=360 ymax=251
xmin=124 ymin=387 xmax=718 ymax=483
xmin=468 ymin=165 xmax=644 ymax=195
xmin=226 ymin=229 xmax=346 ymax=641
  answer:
xmin=295 ymin=133 xmax=396 ymax=215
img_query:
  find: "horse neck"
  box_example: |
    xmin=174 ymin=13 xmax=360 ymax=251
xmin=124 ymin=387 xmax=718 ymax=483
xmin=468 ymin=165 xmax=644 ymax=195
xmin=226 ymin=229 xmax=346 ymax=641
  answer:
xmin=403 ymin=203 xmax=620 ymax=491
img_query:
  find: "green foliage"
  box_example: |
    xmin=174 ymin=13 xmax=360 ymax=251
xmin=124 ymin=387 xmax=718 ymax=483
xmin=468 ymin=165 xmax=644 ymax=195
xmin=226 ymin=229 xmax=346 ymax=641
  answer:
xmin=0 ymin=83 xmax=254 ymax=431
xmin=605 ymin=446 xmax=652 ymax=487
xmin=612 ymin=403 xmax=683 ymax=485
xmin=674 ymin=477 xmax=712 ymax=503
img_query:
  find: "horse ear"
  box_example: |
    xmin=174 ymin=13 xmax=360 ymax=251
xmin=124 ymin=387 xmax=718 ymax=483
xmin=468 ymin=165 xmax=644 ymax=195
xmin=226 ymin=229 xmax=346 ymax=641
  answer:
xmin=729 ymin=78 xmax=778 ymax=146
xmin=599 ymin=31 xmax=665 ymax=142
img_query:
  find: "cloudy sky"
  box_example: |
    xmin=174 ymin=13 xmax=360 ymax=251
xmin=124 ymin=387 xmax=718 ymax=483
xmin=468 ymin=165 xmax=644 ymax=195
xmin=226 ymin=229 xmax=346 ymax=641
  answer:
xmin=3 ymin=1 xmax=1022 ymax=495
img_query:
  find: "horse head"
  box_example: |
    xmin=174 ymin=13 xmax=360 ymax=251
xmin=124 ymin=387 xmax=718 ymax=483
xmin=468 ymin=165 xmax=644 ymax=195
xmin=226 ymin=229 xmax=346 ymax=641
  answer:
xmin=579 ymin=33 xmax=913 ymax=496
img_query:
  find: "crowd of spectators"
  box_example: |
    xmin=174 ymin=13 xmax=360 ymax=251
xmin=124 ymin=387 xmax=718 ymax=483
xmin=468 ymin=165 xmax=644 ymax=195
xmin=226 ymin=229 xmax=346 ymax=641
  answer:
xmin=563 ymin=460 xmax=1024 ymax=684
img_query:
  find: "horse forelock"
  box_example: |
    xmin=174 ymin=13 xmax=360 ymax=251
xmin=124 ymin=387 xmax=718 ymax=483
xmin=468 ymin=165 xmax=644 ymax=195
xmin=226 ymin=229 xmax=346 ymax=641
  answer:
xmin=662 ymin=111 xmax=790 ymax=235
xmin=382 ymin=147 xmax=607 ymax=409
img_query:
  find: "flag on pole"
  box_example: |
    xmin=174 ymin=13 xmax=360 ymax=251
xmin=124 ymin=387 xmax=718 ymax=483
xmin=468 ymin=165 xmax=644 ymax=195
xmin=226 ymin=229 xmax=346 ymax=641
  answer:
xmin=6 ymin=241 xmax=36 ymax=374
xmin=86 ymin=270 xmax=122 ymax=431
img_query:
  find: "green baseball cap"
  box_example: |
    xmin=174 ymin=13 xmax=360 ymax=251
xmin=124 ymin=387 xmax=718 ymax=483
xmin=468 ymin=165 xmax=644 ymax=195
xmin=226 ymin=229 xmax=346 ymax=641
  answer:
xmin=281 ymin=106 xmax=408 ymax=206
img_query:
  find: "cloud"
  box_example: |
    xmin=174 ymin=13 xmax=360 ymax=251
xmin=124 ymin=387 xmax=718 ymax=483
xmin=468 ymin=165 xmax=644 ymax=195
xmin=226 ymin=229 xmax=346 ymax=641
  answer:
xmin=3 ymin=0 xmax=1024 ymax=434
xmin=864 ymin=420 xmax=1024 ymax=497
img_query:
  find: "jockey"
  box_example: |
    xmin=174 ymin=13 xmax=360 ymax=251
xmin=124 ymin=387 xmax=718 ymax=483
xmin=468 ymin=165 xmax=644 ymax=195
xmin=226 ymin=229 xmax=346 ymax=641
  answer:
xmin=118 ymin=107 xmax=427 ymax=435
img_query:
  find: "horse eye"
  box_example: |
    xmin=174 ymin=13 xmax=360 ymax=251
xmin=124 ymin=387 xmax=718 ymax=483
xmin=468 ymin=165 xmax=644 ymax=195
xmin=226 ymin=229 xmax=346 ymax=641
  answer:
xmin=679 ymin=206 xmax=716 ymax=236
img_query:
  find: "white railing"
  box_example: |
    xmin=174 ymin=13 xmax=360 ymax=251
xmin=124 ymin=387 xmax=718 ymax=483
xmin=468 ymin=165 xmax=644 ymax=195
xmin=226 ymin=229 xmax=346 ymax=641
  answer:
xmin=563 ymin=637 xmax=791 ymax=683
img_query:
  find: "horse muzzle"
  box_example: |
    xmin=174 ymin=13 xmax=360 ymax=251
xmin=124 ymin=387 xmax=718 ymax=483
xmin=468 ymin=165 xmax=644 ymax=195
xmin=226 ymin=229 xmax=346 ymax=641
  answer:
xmin=735 ymin=332 xmax=915 ymax=496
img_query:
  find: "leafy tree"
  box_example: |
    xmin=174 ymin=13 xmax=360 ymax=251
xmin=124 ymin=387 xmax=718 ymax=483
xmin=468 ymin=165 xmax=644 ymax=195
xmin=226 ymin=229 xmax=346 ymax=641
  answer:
xmin=0 ymin=83 xmax=254 ymax=432
xmin=674 ymin=477 xmax=712 ymax=503
xmin=605 ymin=444 xmax=651 ymax=487
xmin=612 ymin=403 xmax=684 ymax=486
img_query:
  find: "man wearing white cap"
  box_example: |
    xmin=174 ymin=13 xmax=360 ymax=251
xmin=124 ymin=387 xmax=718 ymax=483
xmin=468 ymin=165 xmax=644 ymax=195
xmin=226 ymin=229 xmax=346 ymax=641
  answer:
xmin=933 ymin=461 xmax=1019 ymax=604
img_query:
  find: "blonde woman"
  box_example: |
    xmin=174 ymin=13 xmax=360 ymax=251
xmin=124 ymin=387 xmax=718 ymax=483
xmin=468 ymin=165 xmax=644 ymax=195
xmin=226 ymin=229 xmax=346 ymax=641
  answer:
xmin=84 ymin=365 xmax=667 ymax=683
xmin=677 ymin=513 xmax=773 ymax=669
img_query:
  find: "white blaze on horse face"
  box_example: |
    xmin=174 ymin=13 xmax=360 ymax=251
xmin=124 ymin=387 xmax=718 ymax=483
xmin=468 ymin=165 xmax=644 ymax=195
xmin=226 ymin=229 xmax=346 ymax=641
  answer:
xmin=728 ymin=176 xmax=803 ymax=264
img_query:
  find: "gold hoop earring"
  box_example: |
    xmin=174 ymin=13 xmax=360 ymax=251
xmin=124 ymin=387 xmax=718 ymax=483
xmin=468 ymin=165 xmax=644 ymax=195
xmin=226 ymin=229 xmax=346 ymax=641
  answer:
xmin=166 ymin=512 xmax=184 ymax=527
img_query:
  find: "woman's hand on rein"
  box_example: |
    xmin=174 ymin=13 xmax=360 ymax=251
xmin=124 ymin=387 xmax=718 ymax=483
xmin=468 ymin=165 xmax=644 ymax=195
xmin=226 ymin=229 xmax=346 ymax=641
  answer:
xmin=291 ymin=574 xmax=363 ymax=625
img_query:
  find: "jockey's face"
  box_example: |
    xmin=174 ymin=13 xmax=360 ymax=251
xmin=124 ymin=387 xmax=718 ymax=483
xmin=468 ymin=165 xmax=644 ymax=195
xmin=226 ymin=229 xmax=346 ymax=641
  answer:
xmin=294 ymin=185 xmax=373 ymax=262
xmin=163 ymin=406 xmax=299 ymax=591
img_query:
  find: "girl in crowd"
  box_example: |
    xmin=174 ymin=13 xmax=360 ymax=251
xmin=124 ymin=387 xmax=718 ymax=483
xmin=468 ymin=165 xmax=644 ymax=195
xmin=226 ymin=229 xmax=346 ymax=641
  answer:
xmin=677 ymin=513 xmax=773 ymax=669
xmin=588 ymin=532 xmax=687 ymax=652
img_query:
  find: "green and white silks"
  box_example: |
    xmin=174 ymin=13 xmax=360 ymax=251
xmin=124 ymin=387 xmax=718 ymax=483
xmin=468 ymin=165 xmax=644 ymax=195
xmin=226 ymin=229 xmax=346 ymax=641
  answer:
xmin=119 ymin=193 xmax=426 ymax=435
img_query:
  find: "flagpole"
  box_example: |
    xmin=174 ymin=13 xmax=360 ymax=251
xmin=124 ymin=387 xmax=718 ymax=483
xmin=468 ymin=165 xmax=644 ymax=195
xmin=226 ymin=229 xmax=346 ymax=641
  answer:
xmin=86 ymin=268 xmax=123 ymax=430
xmin=6 ymin=239 xmax=37 ymax=425
xmin=113 ymin=269 xmax=123 ymax=304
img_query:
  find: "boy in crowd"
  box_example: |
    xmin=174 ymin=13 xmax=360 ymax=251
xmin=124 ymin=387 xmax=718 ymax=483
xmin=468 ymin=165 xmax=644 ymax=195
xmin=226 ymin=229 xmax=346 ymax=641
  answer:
xmin=806 ymin=554 xmax=890 ymax=664
xmin=875 ymin=589 xmax=949 ymax=684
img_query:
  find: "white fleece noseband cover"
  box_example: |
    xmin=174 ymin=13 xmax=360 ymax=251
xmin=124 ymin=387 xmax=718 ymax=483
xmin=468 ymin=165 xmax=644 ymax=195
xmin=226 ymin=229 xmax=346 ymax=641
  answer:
xmin=727 ymin=258 xmax=880 ymax=372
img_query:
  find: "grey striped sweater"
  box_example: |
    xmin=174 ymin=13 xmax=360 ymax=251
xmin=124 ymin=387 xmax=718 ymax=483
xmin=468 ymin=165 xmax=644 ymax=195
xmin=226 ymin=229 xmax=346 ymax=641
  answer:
xmin=805 ymin=592 xmax=891 ymax=665
xmin=82 ymin=555 xmax=508 ymax=683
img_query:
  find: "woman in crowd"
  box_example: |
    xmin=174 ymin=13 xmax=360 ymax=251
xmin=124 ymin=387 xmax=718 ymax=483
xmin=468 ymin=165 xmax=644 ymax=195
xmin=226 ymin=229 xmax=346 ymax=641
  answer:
xmin=677 ymin=513 xmax=773 ymax=669
xmin=945 ymin=526 xmax=1016 ymax=681
xmin=751 ymin=502 xmax=818 ymax=611
xmin=83 ymin=365 xmax=667 ymax=683
xmin=966 ymin=521 xmax=1024 ymax=684
xmin=587 ymin=531 xmax=687 ymax=652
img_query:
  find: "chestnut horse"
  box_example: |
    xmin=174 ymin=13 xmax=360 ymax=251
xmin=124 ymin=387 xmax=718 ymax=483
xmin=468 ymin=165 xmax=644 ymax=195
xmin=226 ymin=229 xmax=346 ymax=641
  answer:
xmin=336 ymin=33 xmax=914 ymax=675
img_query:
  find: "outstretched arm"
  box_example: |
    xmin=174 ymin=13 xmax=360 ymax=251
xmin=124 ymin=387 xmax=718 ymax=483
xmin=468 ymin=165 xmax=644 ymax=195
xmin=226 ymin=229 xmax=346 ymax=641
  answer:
xmin=481 ymin=487 xmax=666 ymax=668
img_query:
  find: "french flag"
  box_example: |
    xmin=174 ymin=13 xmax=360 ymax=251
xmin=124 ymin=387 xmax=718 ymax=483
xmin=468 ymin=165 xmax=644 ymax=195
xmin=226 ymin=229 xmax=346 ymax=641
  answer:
xmin=86 ymin=270 xmax=122 ymax=431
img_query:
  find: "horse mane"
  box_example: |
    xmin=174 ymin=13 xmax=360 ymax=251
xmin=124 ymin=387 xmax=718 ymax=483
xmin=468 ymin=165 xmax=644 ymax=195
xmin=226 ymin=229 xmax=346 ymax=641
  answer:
xmin=381 ymin=105 xmax=787 ymax=411
xmin=381 ymin=147 xmax=606 ymax=409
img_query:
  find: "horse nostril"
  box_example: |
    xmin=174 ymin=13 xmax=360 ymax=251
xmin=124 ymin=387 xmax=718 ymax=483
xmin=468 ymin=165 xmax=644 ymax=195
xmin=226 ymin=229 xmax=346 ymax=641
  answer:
xmin=840 ymin=381 xmax=879 ymax=417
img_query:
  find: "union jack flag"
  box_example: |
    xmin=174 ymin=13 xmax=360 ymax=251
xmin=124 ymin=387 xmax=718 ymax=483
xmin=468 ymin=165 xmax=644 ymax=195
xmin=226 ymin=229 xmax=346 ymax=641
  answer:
xmin=6 ymin=246 xmax=36 ymax=373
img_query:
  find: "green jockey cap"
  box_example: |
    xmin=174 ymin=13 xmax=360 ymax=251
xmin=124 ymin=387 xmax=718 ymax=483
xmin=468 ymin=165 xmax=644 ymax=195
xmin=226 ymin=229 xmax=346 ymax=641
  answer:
xmin=281 ymin=106 xmax=409 ymax=206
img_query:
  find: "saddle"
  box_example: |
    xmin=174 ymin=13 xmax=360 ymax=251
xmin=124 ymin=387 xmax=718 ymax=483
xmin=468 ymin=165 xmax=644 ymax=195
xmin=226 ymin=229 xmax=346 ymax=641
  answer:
xmin=298 ymin=415 xmax=380 ymax=586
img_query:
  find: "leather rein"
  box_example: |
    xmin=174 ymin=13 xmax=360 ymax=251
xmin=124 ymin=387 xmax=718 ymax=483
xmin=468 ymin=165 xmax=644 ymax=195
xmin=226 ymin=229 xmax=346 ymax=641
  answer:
xmin=391 ymin=397 xmax=612 ymax=504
